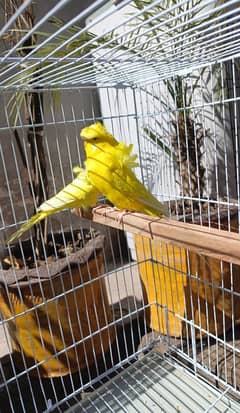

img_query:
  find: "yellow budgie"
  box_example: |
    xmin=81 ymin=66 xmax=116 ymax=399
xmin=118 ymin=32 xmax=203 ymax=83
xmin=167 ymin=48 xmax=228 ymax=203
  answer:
xmin=81 ymin=122 xmax=168 ymax=217
xmin=7 ymin=167 xmax=99 ymax=244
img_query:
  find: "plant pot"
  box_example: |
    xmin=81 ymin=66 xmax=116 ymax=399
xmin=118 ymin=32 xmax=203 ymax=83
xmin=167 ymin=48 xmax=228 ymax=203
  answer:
xmin=135 ymin=207 xmax=240 ymax=338
xmin=0 ymin=231 xmax=114 ymax=377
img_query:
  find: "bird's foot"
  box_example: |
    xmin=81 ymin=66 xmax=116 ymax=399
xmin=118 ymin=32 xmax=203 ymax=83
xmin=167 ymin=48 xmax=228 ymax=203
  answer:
xmin=91 ymin=205 xmax=130 ymax=224
xmin=92 ymin=204 xmax=108 ymax=213
xmin=98 ymin=206 xmax=130 ymax=224
xmin=115 ymin=209 xmax=130 ymax=224
xmin=98 ymin=206 xmax=126 ymax=223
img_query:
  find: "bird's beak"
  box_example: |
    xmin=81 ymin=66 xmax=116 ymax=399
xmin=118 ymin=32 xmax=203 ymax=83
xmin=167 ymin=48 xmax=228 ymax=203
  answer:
xmin=80 ymin=134 xmax=88 ymax=141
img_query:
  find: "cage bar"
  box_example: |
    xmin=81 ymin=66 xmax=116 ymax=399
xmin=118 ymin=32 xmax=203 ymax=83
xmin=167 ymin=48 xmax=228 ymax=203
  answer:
xmin=0 ymin=1 xmax=240 ymax=412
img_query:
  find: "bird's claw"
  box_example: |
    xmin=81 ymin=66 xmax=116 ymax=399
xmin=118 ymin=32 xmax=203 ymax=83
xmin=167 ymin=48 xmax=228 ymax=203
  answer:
xmin=92 ymin=205 xmax=129 ymax=224
xmin=103 ymin=206 xmax=130 ymax=224
xmin=115 ymin=209 xmax=130 ymax=224
xmin=92 ymin=204 xmax=108 ymax=214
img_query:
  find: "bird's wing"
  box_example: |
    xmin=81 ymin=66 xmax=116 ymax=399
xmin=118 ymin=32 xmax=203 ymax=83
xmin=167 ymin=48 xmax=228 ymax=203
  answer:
xmin=116 ymin=168 xmax=168 ymax=216
xmin=72 ymin=166 xmax=84 ymax=175
xmin=7 ymin=169 xmax=99 ymax=244
xmin=135 ymin=194 xmax=169 ymax=216
xmin=40 ymin=170 xmax=99 ymax=213
xmin=6 ymin=212 xmax=47 ymax=244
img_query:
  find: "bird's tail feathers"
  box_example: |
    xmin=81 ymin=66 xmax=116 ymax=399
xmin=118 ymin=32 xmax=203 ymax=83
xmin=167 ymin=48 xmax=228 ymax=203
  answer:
xmin=137 ymin=196 xmax=169 ymax=217
xmin=6 ymin=211 xmax=47 ymax=244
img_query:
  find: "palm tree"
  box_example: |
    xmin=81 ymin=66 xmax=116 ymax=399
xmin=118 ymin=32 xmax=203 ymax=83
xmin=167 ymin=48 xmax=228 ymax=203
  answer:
xmin=2 ymin=0 xmax=220 ymax=228
xmin=123 ymin=0 xmax=215 ymax=212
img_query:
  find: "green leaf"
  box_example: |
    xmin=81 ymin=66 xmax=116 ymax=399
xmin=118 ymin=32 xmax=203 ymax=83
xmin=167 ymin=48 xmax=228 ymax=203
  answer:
xmin=143 ymin=126 xmax=177 ymax=162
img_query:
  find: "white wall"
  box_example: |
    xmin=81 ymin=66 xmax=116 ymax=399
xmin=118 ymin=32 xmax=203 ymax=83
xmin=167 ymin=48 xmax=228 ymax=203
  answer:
xmin=87 ymin=1 xmax=238 ymax=204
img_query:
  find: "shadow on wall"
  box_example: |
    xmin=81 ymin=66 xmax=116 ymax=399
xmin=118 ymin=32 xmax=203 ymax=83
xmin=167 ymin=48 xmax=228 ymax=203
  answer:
xmin=199 ymin=62 xmax=240 ymax=202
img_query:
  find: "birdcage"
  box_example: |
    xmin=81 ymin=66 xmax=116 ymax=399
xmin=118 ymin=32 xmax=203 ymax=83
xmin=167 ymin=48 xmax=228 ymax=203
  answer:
xmin=0 ymin=0 xmax=240 ymax=411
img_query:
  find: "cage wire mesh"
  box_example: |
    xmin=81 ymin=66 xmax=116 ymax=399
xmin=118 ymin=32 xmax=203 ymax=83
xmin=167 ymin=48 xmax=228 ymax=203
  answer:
xmin=0 ymin=0 xmax=240 ymax=411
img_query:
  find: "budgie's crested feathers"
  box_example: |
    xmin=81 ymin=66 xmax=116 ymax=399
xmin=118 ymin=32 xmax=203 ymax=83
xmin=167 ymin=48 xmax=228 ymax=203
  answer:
xmin=82 ymin=122 xmax=139 ymax=171
xmin=117 ymin=143 xmax=139 ymax=170
xmin=81 ymin=121 xmax=118 ymax=146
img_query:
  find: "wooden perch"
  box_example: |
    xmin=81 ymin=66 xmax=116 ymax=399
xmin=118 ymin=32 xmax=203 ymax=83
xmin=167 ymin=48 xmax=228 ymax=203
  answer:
xmin=92 ymin=205 xmax=240 ymax=266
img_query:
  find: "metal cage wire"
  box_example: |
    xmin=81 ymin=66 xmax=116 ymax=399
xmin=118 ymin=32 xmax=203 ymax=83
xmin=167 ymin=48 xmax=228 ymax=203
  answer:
xmin=0 ymin=0 xmax=240 ymax=412
xmin=0 ymin=0 xmax=240 ymax=88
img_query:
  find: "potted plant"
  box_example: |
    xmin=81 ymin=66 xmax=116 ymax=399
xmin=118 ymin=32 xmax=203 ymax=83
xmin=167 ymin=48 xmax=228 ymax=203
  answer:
xmin=0 ymin=230 xmax=114 ymax=377
xmin=125 ymin=2 xmax=240 ymax=337
xmin=42 ymin=1 xmax=240 ymax=338
xmin=0 ymin=1 xmax=115 ymax=376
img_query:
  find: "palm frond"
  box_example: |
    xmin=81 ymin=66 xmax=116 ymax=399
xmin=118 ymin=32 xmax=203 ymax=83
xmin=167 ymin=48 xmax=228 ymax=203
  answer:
xmin=143 ymin=126 xmax=177 ymax=162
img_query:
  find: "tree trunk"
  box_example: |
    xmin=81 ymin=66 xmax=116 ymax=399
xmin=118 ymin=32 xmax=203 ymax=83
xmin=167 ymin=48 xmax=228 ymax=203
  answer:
xmin=27 ymin=85 xmax=49 ymax=255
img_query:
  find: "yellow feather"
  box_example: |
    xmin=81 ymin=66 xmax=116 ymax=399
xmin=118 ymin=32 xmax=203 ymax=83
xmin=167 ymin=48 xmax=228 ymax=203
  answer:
xmin=80 ymin=121 xmax=118 ymax=145
xmin=81 ymin=122 xmax=168 ymax=217
xmin=7 ymin=168 xmax=99 ymax=244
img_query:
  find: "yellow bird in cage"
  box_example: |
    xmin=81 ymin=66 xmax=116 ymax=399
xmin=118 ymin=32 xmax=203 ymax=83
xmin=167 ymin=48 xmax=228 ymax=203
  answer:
xmin=81 ymin=122 xmax=168 ymax=217
xmin=7 ymin=167 xmax=99 ymax=244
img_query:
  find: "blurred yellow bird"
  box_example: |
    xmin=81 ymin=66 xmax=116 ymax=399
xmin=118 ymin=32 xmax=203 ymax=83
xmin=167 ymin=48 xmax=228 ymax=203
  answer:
xmin=7 ymin=167 xmax=99 ymax=244
xmin=81 ymin=122 xmax=168 ymax=217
